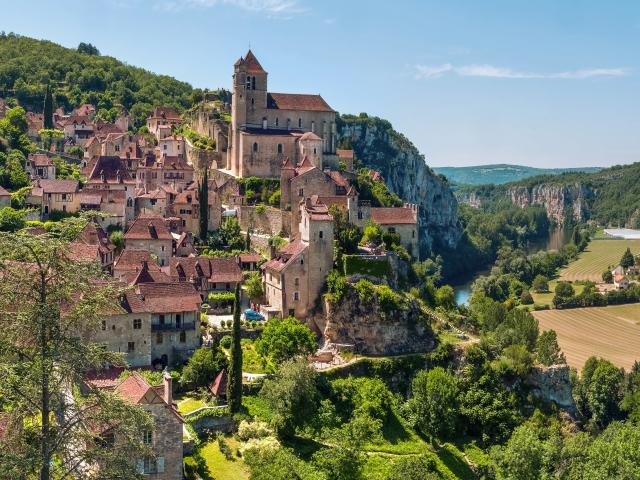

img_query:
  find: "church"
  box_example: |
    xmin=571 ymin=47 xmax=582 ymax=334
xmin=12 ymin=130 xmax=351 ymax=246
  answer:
xmin=225 ymin=51 xmax=342 ymax=178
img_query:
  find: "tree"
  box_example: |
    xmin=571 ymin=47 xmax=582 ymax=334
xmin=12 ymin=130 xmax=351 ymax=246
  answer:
xmin=245 ymin=227 xmax=251 ymax=251
xmin=180 ymin=346 xmax=228 ymax=390
xmin=227 ymin=284 xmax=243 ymax=413
xmin=602 ymin=270 xmax=614 ymax=283
xmin=361 ymin=221 xmax=383 ymax=246
xmin=583 ymin=421 xmax=640 ymax=480
xmin=555 ymin=281 xmax=575 ymax=299
xmin=494 ymin=308 xmax=539 ymax=351
xmin=0 ymin=206 xmax=25 ymax=232
xmin=536 ymin=330 xmax=566 ymax=366
xmin=575 ymin=357 xmax=624 ymax=427
xmin=198 ymin=167 xmax=209 ymax=241
xmin=108 ymin=230 xmax=124 ymax=251
xmin=520 ymin=290 xmax=534 ymax=305
xmin=0 ymin=229 xmax=152 ymax=480
xmin=408 ymin=367 xmax=459 ymax=439
xmin=385 ymin=456 xmax=439 ymax=480
xmin=43 ymin=83 xmax=54 ymax=129
xmin=532 ymin=275 xmax=549 ymax=293
xmin=255 ymin=316 xmax=317 ymax=365
xmin=491 ymin=424 xmax=545 ymax=480
xmin=620 ymin=247 xmax=635 ymax=269
xmin=435 ymin=285 xmax=456 ymax=310
xmin=77 ymin=42 xmax=100 ymax=55
xmin=260 ymin=357 xmax=319 ymax=438
xmin=245 ymin=271 xmax=264 ymax=303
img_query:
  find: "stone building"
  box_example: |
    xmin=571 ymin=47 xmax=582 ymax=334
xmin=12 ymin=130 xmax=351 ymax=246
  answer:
xmin=26 ymin=153 xmax=56 ymax=180
xmin=167 ymin=186 xmax=221 ymax=237
xmin=369 ymin=205 xmax=419 ymax=257
xmin=27 ymin=179 xmax=81 ymax=219
xmin=136 ymin=154 xmax=194 ymax=193
xmin=226 ymin=50 xmax=338 ymax=178
xmin=262 ymin=197 xmax=334 ymax=319
xmin=83 ymin=156 xmax=136 ymax=227
xmin=167 ymin=256 xmax=242 ymax=298
xmin=124 ymin=215 xmax=174 ymax=266
xmin=113 ymin=248 xmax=162 ymax=281
xmin=147 ymin=107 xmax=181 ymax=139
xmin=69 ymin=220 xmax=116 ymax=272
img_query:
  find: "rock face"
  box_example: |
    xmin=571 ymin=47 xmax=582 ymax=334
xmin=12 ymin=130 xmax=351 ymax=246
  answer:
xmin=508 ymin=183 xmax=594 ymax=224
xmin=314 ymin=284 xmax=436 ymax=356
xmin=337 ymin=116 xmax=462 ymax=256
xmin=525 ymin=365 xmax=577 ymax=415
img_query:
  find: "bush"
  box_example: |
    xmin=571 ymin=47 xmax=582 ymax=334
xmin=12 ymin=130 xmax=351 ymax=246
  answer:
xmin=220 ymin=335 xmax=232 ymax=349
xmin=325 ymin=270 xmax=348 ymax=303
xmin=237 ymin=420 xmax=274 ymax=441
xmin=520 ymin=290 xmax=534 ymax=305
xmin=343 ymin=255 xmax=390 ymax=277
xmin=377 ymin=285 xmax=403 ymax=313
xmin=532 ymin=275 xmax=549 ymax=293
xmin=354 ymin=279 xmax=375 ymax=301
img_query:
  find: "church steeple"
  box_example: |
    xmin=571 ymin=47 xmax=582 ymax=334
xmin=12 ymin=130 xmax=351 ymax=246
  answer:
xmin=243 ymin=50 xmax=267 ymax=74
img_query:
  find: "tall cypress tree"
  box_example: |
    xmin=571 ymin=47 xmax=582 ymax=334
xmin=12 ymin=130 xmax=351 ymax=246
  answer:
xmin=43 ymin=84 xmax=54 ymax=129
xmin=245 ymin=227 xmax=251 ymax=251
xmin=227 ymin=283 xmax=243 ymax=412
xmin=198 ymin=167 xmax=209 ymax=242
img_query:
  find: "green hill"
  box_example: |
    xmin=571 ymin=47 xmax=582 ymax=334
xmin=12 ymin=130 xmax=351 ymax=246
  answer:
xmin=433 ymin=163 xmax=601 ymax=186
xmin=0 ymin=33 xmax=197 ymax=128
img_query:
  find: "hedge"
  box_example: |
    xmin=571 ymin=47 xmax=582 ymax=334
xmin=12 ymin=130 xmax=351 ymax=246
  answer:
xmin=343 ymin=255 xmax=390 ymax=277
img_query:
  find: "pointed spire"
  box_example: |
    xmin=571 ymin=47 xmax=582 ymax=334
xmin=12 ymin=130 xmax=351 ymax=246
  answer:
xmin=244 ymin=50 xmax=266 ymax=73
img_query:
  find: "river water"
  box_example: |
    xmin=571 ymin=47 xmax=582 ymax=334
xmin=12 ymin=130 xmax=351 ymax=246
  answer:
xmin=453 ymin=227 xmax=573 ymax=306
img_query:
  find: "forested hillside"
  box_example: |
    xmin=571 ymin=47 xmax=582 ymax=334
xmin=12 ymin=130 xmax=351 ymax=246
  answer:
xmin=458 ymin=162 xmax=640 ymax=228
xmin=0 ymin=33 xmax=196 ymax=128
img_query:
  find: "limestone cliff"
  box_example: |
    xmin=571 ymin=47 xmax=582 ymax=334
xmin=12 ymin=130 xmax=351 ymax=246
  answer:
xmin=507 ymin=183 xmax=594 ymax=225
xmin=313 ymin=283 xmax=436 ymax=356
xmin=525 ymin=365 xmax=577 ymax=415
xmin=337 ymin=115 xmax=462 ymax=256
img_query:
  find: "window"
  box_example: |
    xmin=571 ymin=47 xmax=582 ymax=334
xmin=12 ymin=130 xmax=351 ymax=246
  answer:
xmin=313 ymin=147 xmax=317 ymax=154
xmin=253 ymin=142 xmax=258 ymax=152
xmin=262 ymin=117 xmax=267 ymax=129
xmin=275 ymin=117 xmax=279 ymax=127
xmin=127 ymin=342 xmax=135 ymax=352
xmin=61 ymin=193 xmax=67 ymax=201
xmin=277 ymin=144 xmax=283 ymax=154
xmin=388 ymin=227 xmax=396 ymax=234
xmin=180 ymin=331 xmax=186 ymax=343
xmin=294 ymin=292 xmax=299 ymax=301
xmin=286 ymin=118 xmax=291 ymax=129
xmin=133 ymin=318 xmax=141 ymax=330
xmin=143 ymin=430 xmax=152 ymax=445
xmin=226 ymin=283 xmax=231 ymax=290
xmin=101 ymin=320 xmax=106 ymax=331
xmin=298 ymin=118 xmax=302 ymax=128
xmin=246 ymin=76 xmax=251 ymax=89
xmin=159 ymin=314 xmax=165 ymax=325
xmin=319 ymin=230 xmax=323 ymax=239
xmin=412 ymin=230 xmax=415 ymax=238
xmin=176 ymin=313 xmax=182 ymax=326
xmin=156 ymin=333 xmax=163 ymax=344
xmin=163 ymin=144 xmax=167 ymax=150
xmin=294 ymin=277 xmax=299 ymax=286
xmin=311 ymin=121 xmax=315 ymax=132
xmin=115 ymin=145 xmax=120 ymax=152
xmin=298 ymin=188 xmax=303 ymax=197
xmin=288 ymin=309 xmax=295 ymax=317
xmin=251 ymin=76 xmax=256 ymax=90
xmin=300 ymin=257 xmax=304 ymax=265
xmin=251 ymin=98 xmax=255 ymax=106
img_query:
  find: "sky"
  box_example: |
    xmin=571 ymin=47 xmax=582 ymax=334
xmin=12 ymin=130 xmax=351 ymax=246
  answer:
xmin=2 ymin=0 xmax=639 ymax=168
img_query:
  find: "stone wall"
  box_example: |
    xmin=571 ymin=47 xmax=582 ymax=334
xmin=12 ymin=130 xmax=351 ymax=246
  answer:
xmin=185 ymin=408 xmax=235 ymax=435
xmin=237 ymin=205 xmax=290 ymax=236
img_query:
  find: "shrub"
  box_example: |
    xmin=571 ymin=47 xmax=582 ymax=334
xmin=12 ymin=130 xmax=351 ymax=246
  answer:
xmin=220 ymin=335 xmax=232 ymax=349
xmin=255 ymin=204 xmax=266 ymax=214
xmin=520 ymin=290 xmax=534 ymax=305
xmin=354 ymin=279 xmax=375 ymax=301
xmin=377 ymin=285 xmax=403 ymax=313
xmin=237 ymin=420 xmax=274 ymax=441
xmin=343 ymin=255 xmax=390 ymax=277
xmin=325 ymin=270 xmax=348 ymax=303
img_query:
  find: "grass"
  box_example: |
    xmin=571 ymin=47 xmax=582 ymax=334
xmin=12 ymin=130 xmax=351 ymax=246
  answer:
xmin=185 ymin=436 xmax=249 ymax=480
xmin=533 ymin=303 xmax=640 ymax=370
xmin=223 ymin=339 xmax=273 ymax=374
xmin=531 ymin=280 xmax=585 ymax=308
xmin=438 ymin=330 xmax=466 ymax=346
xmin=559 ymin=239 xmax=640 ymax=282
xmin=177 ymin=397 xmax=208 ymax=415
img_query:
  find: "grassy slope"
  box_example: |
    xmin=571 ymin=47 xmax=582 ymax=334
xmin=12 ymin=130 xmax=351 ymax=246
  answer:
xmin=559 ymin=239 xmax=640 ymax=282
xmin=534 ymin=303 xmax=640 ymax=370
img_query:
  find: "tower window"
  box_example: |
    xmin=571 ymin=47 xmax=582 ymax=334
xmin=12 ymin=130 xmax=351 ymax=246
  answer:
xmin=277 ymin=144 xmax=283 ymax=154
xmin=262 ymin=117 xmax=267 ymax=129
xmin=246 ymin=76 xmax=251 ymax=89
xmin=319 ymin=231 xmax=323 ymax=238
xmin=253 ymin=142 xmax=259 ymax=152
xmin=275 ymin=117 xmax=279 ymax=127
xmin=311 ymin=121 xmax=315 ymax=132
xmin=298 ymin=118 xmax=302 ymax=128
xmin=313 ymin=148 xmax=317 ymax=154
xmin=251 ymin=98 xmax=255 ymax=106
xmin=252 ymin=76 xmax=256 ymax=90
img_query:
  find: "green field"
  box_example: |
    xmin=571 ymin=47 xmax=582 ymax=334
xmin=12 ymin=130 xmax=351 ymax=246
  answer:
xmin=559 ymin=239 xmax=640 ymax=282
xmin=534 ymin=303 xmax=640 ymax=370
xmin=530 ymin=280 xmax=585 ymax=308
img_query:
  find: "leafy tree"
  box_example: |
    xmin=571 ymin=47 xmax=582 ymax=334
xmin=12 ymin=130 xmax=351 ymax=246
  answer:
xmin=435 ymin=285 xmax=456 ymax=310
xmin=245 ymin=271 xmax=264 ymax=303
xmin=330 ymin=205 xmax=361 ymax=257
xmin=620 ymin=247 xmax=635 ymax=268
xmin=331 ymin=377 xmax=394 ymax=423
xmin=520 ymin=290 xmax=534 ymax=305
xmin=208 ymin=216 xmax=244 ymax=251
xmin=555 ymin=281 xmax=575 ymax=299
xmin=245 ymin=227 xmax=251 ymax=251
xmin=532 ymin=275 xmax=549 ymax=293
xmin=385 ymin=456 xmax=439 ymax=480
xmin=255 ymin=316 xmax=317 ymax=365
xmin=77 ymin=42 xmax=100 ymax=55
xmin=43 ymin=83 xmax=54 ymax=129
xmin=362 ymin=221 xmax=383 ymax=246
xmin=227 ymin=284 xmax=243 ymax=413
xmin=260 ymin=357 xmax=319 ymax=438
xmin=583 ymin=421 xmax=640 ymax=479
xmin=198 ymin=167 xmax=209 ymax=241
xmin=536 ymin=330 xmax=566 ymax=366
xmin=408 ymin=367 xmax=459 ymax=439
xmin=0 ymin=206 xmax=25 ymax=232
xmin=494 ymin=308 xmax=539 ymax=350
xmin=575 ymin=357 xmax=624 ymax=427
xmin=496 ymin=344 xmax=534 ymax=377
xmin=0 ymin=228 xmax=152 ymax=479
xmin=180 ymin=346 xmax=228 ymax=390
xmin=491 ymin=424 xmax=545 ymax=480
xmin=0 ymin=106 xmax=31 ymax=152
xmin=602 ymin=270 xmax=614 ymax=283
xmin=108 ymin=230 xmax=124 ymax=251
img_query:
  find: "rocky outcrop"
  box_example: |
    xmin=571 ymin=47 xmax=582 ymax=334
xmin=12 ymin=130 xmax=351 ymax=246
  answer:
xmin=508 ymin=183 xmax=594 ymax=224
xmin=337 ymin=115 xmax=462 ymax=256
xmin=525 ymin=365 xmax=577 ymax=415
xmin=314 ymin=283 xmax=436 ymax=356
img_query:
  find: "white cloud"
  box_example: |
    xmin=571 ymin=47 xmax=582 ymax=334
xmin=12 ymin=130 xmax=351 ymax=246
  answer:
xmin=153 ymin=0 xmax=305 ymax=16
xmin=415 ymin=63 xmax=629 ymax=80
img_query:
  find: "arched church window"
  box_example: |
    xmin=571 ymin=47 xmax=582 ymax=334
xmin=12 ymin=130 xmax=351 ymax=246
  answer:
xmin=298 ymin=118 xmax=302 ymax=128
xmin=277 ymin=144 xmax=283 ymax=154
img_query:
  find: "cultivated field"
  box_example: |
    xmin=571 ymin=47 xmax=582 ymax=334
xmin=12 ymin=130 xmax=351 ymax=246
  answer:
xmin=559 ymin=239 xmax=640 ymax=282
xmin=534 ymin=304 xmax=640 ymax=370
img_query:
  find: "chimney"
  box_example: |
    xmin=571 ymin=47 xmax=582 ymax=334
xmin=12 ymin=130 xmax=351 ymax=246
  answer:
xmin=269 ymin=244 xmax=276 ymax=260
xmin=141 ymin=260 xmax=148 ymax=272
xmin=163 ymin=372 xmax=173 ymax=405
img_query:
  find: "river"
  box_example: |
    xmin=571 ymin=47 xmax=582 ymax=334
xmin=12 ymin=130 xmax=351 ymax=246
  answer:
xmin=453 ymin=227 xmax=573 ymax=306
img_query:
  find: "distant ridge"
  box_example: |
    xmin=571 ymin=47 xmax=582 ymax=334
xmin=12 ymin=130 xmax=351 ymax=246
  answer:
xmin=433 ymin=163 xmax=602 ymax=186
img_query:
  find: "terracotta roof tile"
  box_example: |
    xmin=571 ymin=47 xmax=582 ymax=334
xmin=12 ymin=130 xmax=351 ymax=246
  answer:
xmin=124 ymin=215 xmax=173 ymax=241
xmin=86 ymin=156 xmax=135 ymax=184
xmin=336 ymin=149 xmax=354 ymax=159
xmin=134 ymin=282 xmax=201 ymax=313
xmin=264 ymin=237 xmax=307 ymax=273
xmin=370 ymin=207 xmax=417 ymax=225
xmin=151 ymin=107 xmax=181 ymax=120
xmin=35 ymin=179 xmax=79 ymax=194
xmin=267 ymin=93 xmax=334 ymax=112
xmin=243 ymin=50 xmax=266 ymax=73
xmin=114 ymin=249 xmax=161 ymax=272
xmin=28 ymin=153 xmax=54 ymax=167
xmin=169 ymin=256 xmax=242 ymax=284
xmin=0 ymin=185 xmax=10 ymax=197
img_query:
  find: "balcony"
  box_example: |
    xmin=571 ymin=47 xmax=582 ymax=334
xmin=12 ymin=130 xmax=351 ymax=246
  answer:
xmin=151 ymin=322 xmax=195 ymax=332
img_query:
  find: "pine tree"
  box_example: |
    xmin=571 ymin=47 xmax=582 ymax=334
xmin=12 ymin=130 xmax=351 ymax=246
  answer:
xmin=227 ymin=283 xmax=243 ymax=413
xmin=198 ymin=167 xmax=209 ymax=242
xmin=621 ymin=247 xmax=635 ymax=269
xmin=43 ymin=84 xmax=54 ymax=129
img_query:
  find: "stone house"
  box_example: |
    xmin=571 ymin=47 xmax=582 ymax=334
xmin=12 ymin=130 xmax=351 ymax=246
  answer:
xmin=26 ymin=153 xmax=56 ymax=180
xmin=167 ymin=186 xmax=221 ymax=237
xmin=113 ymin=248 xmax=163 ymax=281
xmin=83 ymin=156 xmax=136 ymax=226
xmin=158 ymin=136 xmax=185 ymax=158
xmin=262 ymin=197 xmax=334 ymax=319
xmin=26 ymin=112 xmax=44 ymax=139
xmin=124 ymin=215 xmax=174 ymax=267
xmin=0 ymin=186 xmax=11 ymax=208
xmin=68 ymin=221 xmax=116 ymax=272
xmin=369 ymin=205 xmax=419 ymax=257
xmin=136 ymin=154 xmax=194 ymax=193
xmin=135 ymin=188 xmax=170 ymax=218
xmin=62 ymin=115 xmax=94 ymax=146
xmin=167 ymin=256 xmax=243 ymax=298
xmin=28 ymin=179 xmax=81 ymax=219
xmin=147 ymin=107 xmax=181 ymax=139
xmin=226 ymin=50 xmax=338 ymax=178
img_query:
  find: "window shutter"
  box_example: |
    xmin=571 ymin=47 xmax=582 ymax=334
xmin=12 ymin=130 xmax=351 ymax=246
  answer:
xmin=157 ymin=456 xmax=165 ymax=473
xmin=136 ymin=459 xmax=144 ymax=473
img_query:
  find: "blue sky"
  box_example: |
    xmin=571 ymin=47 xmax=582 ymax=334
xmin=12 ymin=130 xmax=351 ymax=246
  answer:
xmin=2 ymin=0 xmax=639 ymax=168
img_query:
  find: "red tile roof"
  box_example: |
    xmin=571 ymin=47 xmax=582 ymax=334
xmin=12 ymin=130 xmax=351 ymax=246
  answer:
xmin=242 ymin=50 xmax=266 ymax=73
xmin=239 ymin=253 xmax=263 ymax=264
xmin=295 ymin=156 xmax=316 ymax=175
xmin=336 ymin=149 xmax=354 ymax=159
xmin=28 ymin=153 xmax=54 ymax=167
xmin=0 ymin=185 xmax=10 ymax=197
xmin=304 ymin=196 xmax=333 ymax=221
xmin=370 ymin=207 xmax=417 ymax=225
xmin=35 ymin=179 xmax=79 ymax=194
xmin=134 ymin=282 xmax=202 ymax=313
xmin=210 ymin=369 xmax=227 ymax=397
xmin=151 ymin=106 xmax=181 ymax=120
xmin=263 ymin=237 xmax=307 ymax=273
xmin=124 ymin=215 xmax=173 ymax=241
xmin=67 ymin=242 xmax=100 ymax=262
xmin=267 ymin=93 xmax=334 ymax=112
xmin=86 ymin=156 xmax=135 ymax=184
xmin=77 ymin=221 xmax=115 ymax=254
xmin=300 ymin=131 xmax=322 ymax=141
xmin=169 ymin=256 xmax=242 ymax=284
xmin=114 ymin=249 xmax=161 ymax=272
xmin=85 ymin=366 xmax=152 ymax=390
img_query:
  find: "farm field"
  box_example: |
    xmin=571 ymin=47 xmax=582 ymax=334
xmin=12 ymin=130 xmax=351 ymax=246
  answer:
xmin=559 ymin=239 xmax=640 ymax=282
xmin=531 ymin=280 xmax=585 ymax=308
xmin=534 ymin=303 xmax=640 ymax=370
